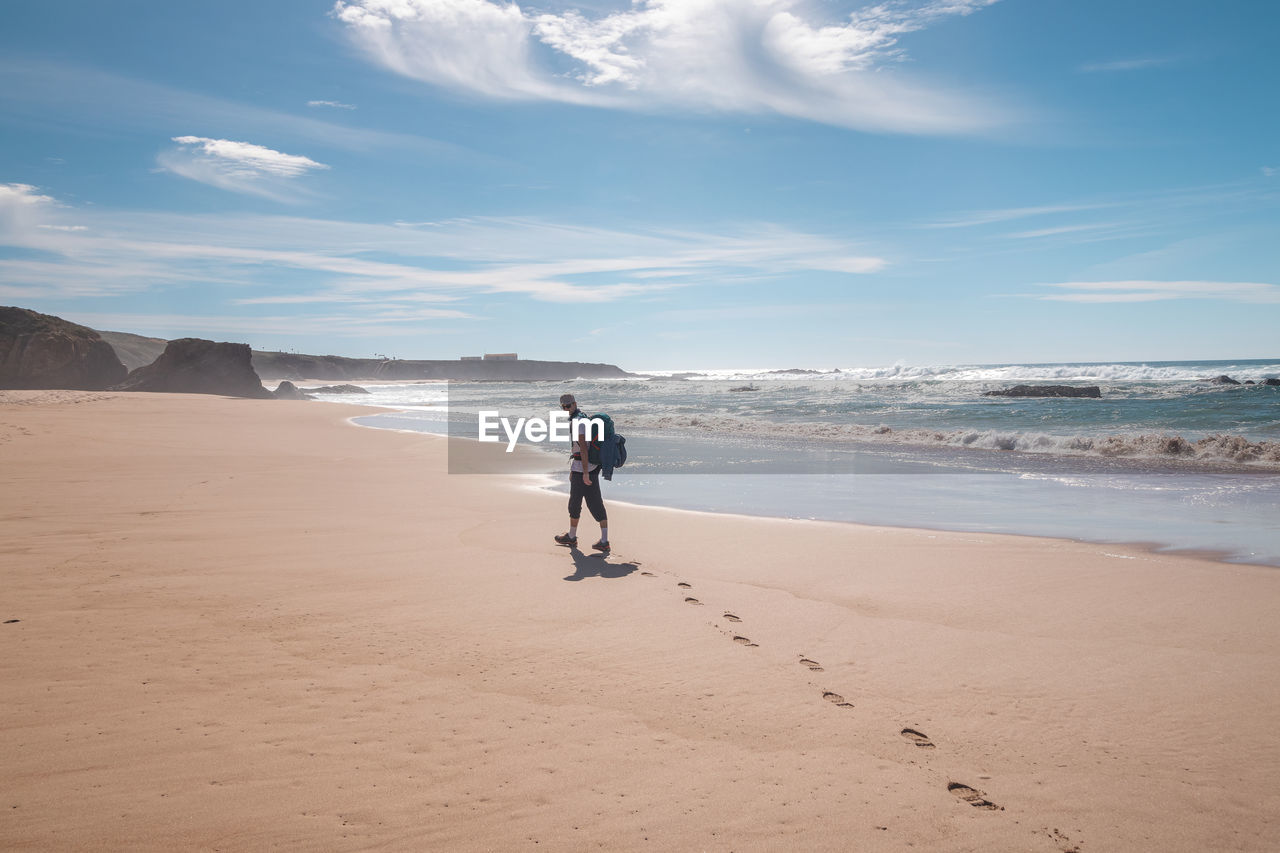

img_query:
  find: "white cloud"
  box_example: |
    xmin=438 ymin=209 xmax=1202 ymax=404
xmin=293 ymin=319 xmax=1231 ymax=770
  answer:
xmin=0 ymin=183 xmax=55 ymax=206
xmin=158 ymin=136 xmax=329 ymax=200
xmin=0 ymin=186 xmax=888 ymax=313
xmin=332 ymin=0 xmax=1007 ymax=134
xmin=0 ymin=183 xmax=61 ymax=234
xmin=307 ymin=99 xmax=357 ymax=109
xmin=1038 ymin=281 xmax=1280 ymax=304
xmin=170 ymin=136 xmax=327 ymax=178
xmin=1263 ymin=166 xmax=1277 ymax=178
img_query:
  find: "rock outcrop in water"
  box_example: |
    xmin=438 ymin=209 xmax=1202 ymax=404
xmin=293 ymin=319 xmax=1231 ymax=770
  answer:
xmin=272 ymin=380 xmax=313 ymax=400
xmin=0 ymin=306 xmax=127 ymax=390
xmin=1263 ymin=378 xmax=1280 ymax=387
xmin=983 ymin=385 xmax=1102 ymax=399
xmin=113 ymin=338 xmax=273 ymax=398
xmin=1205 ymin=375 xmax=1242 ymax=385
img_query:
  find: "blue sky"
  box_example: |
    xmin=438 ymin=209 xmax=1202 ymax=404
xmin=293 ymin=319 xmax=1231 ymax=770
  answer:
xmin=1 ymin=0 xmax=1277 ymax=369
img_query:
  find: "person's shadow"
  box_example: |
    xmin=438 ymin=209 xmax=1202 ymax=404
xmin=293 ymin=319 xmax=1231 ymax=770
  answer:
xmin=563 ymin=546 xmax=640 ymax=582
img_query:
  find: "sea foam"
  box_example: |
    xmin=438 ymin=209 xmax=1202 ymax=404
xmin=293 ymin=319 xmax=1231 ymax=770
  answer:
xmin=626 ymin=413 xmax=1280 ymax=469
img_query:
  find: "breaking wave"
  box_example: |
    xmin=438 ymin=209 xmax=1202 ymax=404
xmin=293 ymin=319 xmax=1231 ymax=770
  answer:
xmin=639 ymin=361 xmax=1280 ymax=384
xmin=626 ymin=413 xmax=1280 ymax=469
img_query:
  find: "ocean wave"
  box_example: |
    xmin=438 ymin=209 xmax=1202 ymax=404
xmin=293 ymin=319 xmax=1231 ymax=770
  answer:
xmin=626 ymin=413 xmax=1280 ymax=468
xmin=640 ymin=362 xmax=1280 ymax=384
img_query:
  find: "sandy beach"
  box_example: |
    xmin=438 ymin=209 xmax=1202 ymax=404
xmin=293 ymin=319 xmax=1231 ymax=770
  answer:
xmin=3 ymin=391 xmax=1278 ymax=852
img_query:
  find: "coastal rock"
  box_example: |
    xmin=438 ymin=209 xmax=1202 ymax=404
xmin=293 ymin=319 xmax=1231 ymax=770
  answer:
xmin=1262 ymin=378 xmax=1280 ymax=387
xmin=983 ymin=384 xmax=1102 ymax=399
xmin=304 ymin=384 xmax=369 ymax=394
xmin=0 ymin=306 xmax=127 ymax=390
xmin=113 ymin=338 xmax=273 ymax=398
xmin=1205 ymin=375 xmax=1241 ymax=385
xmin=272 ymin=380 xmax=313 ymax=400
xmin=729 ymin=385 xmax=760 ymax=392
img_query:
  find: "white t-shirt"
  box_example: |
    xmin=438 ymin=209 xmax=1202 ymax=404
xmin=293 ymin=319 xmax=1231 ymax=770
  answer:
xmin=569 ymin=412 xmax=599 ymax=473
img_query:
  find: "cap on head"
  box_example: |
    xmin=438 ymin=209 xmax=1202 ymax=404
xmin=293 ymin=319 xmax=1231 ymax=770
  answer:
xmin=559 ymin=393 xmax=576 ymax=407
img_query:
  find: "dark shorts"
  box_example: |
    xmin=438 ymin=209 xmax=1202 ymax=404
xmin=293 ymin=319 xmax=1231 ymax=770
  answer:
xmin=568 ymin=469 xmax=607 ymax=522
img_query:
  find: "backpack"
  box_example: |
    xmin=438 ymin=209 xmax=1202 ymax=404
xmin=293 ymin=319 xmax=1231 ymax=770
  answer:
xmin=588 ymin=412 xmax=627 ymax=480
xmin=588 ymin=412 xmax=615 ymax=442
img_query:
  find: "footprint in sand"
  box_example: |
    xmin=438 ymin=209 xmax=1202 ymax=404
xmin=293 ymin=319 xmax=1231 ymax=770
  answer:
xmin=901 ymin=728 xmax=936 ymax=749
xmin=640 ymin=571 xmax=655 ymax=577
xmin=732 ymin=635 xmax=758 ymax=647
xmin=723 ymin=612 xmax=742 ymax=622
xmin=798 ymin=657 xmax=824 ymax=672
xmin=822 ymin=691 xmax=853 ymax=708
xmin=677 ymin=582 xmax=692 ymax=589
xmin=684 ymin=597 xmax=702 ymax=606
xmin=948 ymin=782 xmax=1000 ymax=810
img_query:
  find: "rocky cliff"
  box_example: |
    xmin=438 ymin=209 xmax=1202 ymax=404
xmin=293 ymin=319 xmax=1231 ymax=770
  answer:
xmin=114 ymin=338 xmax=273 ymax=398
xmin=0 ymin=306 xmax=127 ymax=390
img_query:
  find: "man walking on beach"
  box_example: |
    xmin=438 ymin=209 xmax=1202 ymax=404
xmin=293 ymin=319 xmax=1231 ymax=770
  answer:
xmin=554 ymin=393 xmax=610 ymax=554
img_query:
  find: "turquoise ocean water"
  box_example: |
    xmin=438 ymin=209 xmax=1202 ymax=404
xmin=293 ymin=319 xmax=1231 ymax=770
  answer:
xmin=334 ymin=358 xmax=1280 ymax=566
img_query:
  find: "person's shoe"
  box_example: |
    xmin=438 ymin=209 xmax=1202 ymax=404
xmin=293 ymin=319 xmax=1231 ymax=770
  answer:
xmin=554 ymin=533 xmax=578 ymax=547
xmin=591 ymin=540 xmax=611 ymax=554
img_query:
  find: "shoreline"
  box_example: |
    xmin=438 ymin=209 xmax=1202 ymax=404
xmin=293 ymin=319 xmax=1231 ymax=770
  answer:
xmin=345 ymin=410 xmax=1280 ymax=568
xmin=543 ymin=483 xmax=1270 ymax=570
xmin=4 ymin=391 xmax=1279 ymax=851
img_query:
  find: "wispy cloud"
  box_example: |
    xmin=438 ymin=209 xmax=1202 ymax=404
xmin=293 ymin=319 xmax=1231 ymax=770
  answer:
xmin=0 ymin=57 xmax=468 ymax=159
xmin=1005 ymin=222 xmax=1122 ymax=239
xmin=655 ymin=302 xmax=872 ymax=323
xmin=923 ymin=202 xmax=1120 ymax=229
xmin=332 ymin=0 xmax=1009 ymax=135
xmin=924 ymin=180 xmax=1279 ymax=251
xmin=0 ymin=184 xmax=888 ymax=318
xmin=56 ymin=312 xmax=472 ymax=340
xmin=1078 ymin=57 xmax=1175 ymax=73
xmin=307 ymin=99 xmax=356 ymax=109
xmin=170 ymin=137 xmax=328 ymax=178
xmin=158 ymin=136 xmax=329 ymax=201
xmin=1037 ymin=280 xmax=1280 ymax=304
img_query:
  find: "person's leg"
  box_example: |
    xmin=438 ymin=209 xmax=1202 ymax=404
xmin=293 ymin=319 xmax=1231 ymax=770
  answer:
xmin=556 ymin=471 xmax=583 ymax=544
xmin=583 ymin=476 xmax=609 ymax=549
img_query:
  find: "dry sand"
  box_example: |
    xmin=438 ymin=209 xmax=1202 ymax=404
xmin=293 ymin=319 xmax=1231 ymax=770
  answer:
xmin=2 ymin=390 xmax=1278 ymax=852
